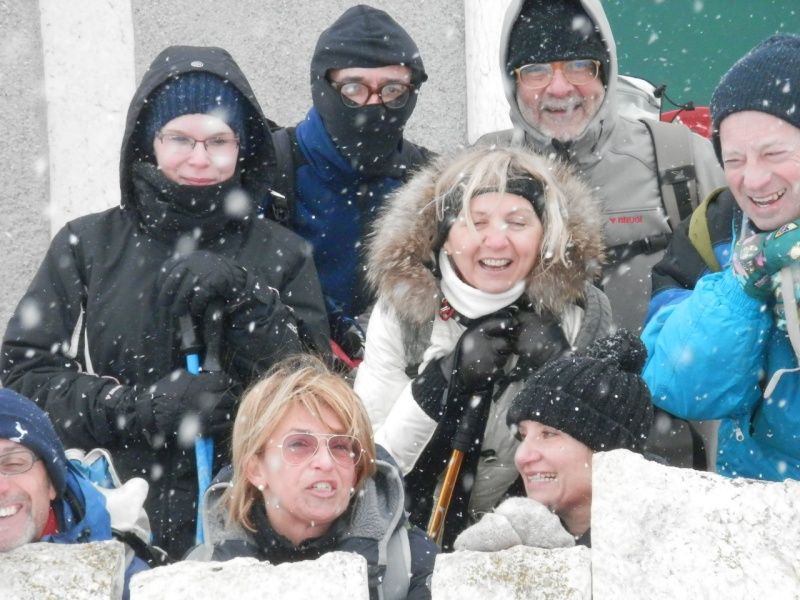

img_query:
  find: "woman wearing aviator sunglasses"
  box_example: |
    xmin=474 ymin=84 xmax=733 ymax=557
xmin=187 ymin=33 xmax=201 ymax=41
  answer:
xmin=187 ymin=354 xmax=438 ymax=600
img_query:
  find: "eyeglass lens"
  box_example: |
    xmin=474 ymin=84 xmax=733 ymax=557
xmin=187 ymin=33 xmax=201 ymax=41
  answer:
xmin=0 ymin=450 xmax=37 ymax=476
xmin=280 ymin=433 xmax=362 ymax=466
xmin=334 ymin=82 xmax=411 ymax=109
xmin=157 ymin=133 xmax=239 ymax=156
xmin=517 ymin=60 xmax=599 ymax=88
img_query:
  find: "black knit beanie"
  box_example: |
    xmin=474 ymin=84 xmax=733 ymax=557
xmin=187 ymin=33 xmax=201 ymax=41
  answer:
xmin=0 ymin=389 xmax=68 ymax=496
xmin=711 ymin=34 xmax=800 ymax=163
xmin=506 ymin=0 xmax=610 ymax=83
xmin=507 ymin=329 xmax=654 ymax=452
xmin=142 ymin=71 xmax=247 ymax=149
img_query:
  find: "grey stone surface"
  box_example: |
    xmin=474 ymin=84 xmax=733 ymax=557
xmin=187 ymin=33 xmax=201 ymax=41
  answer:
xmin=0 ymin=540 xmax=126 ymax=600
xmin=131 ymin=551 xmax=369 ymax=600
xmin=432 ymin=545 xmax=592 ymax=600
xmin=592 ymin=449 xmax=800 ymax=600
xmin=0 ymin=0 xmax=50 ymax=341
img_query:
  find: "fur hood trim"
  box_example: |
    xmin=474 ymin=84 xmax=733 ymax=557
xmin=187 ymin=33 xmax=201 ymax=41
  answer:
xmin=367 ymin=149 xmax=605 ymax=327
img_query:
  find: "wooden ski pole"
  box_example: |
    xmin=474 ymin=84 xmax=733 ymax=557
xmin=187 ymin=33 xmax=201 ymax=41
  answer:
xmin=427 ymin=390 xmax=490 ymax=545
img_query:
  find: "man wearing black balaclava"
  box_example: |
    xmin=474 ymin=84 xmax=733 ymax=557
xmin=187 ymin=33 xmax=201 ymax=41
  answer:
xmin=266 ymin=5 xmax=431 ymax=364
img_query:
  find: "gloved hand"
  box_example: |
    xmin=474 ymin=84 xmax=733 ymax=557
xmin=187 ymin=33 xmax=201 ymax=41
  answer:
xmin=149 ymin=369 xmax=237 ymax=438
xmin=158 ymin=251 xmax=249 ymax=317
xmin=733 ymin=222 xmax=800 ymax=300
xmin=512 ymin=308 xmax=571 ymax=375
xmin=440 ymin=312 xmax=519 ymax=394
xmin=453 ymin=497 xmax=575 ymax=552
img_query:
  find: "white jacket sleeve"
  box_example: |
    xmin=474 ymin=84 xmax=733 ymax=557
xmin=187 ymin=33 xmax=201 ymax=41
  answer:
xmin=354 ymin=298 xmax=440 ymax=474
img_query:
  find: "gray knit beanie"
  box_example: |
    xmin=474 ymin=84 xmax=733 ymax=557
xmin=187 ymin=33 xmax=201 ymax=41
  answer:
xmin=711 ymin=34 xmax=800 ymax=162
xmin=507 ymin=329 xmax=654 ymax=452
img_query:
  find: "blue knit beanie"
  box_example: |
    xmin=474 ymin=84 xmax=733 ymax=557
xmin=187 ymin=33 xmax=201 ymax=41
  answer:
xmin=142 ymin=71 xmax=247 ymax=146
xmin=711 ymin=34 xmax=800 ymax=162
xmin=0 ymin=389 xmax=68 ymax=496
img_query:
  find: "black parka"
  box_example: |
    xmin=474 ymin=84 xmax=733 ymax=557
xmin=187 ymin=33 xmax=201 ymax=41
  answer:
xmin=1 ymin=46 xmax=329 ymax=556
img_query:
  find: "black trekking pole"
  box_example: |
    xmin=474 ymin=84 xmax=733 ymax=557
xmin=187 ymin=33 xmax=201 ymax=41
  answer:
xmin=427 ymin=389 xmax=492 ymax=546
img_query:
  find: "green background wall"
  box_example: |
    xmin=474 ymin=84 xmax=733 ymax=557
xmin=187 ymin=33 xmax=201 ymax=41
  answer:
xmin=605 ymin=0 xmax=799 ymax=107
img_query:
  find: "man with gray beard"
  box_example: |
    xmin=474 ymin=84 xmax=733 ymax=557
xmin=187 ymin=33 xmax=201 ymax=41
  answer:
xmin=479 ymin=0 xmax=726 ymax=333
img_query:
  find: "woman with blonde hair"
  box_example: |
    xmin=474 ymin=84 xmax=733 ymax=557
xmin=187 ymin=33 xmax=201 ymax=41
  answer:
xmin=188 ymin=354 xmax=437 ymax=600
xmin=354 ymin=145 xmax=611 ymax=548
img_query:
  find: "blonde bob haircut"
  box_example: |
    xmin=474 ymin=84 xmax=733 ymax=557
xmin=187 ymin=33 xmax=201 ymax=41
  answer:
xmin=434 ymin=145 xmax=572 ymax=269
xmin=225 ymin=354 xmax=377 ymax=531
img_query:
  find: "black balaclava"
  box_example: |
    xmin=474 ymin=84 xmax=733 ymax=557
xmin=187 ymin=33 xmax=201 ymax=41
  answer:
xmin=310 ymin=4 xmax=427 ymax=178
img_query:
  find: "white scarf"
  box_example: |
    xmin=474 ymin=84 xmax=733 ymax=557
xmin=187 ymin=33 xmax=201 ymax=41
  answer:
xmin=439 ymin=248 xmax=526 ymax=319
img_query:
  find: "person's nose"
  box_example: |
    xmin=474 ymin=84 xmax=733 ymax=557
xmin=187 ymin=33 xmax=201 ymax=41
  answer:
xmin=740 ymin=159 xmax=771 ymax=192
xmin=309 ymin=440 xmax=337 ymax=470
xmin=515 ymin=439 xmax=543 ymax=467
xmin=186 ymin=142 xmax=213 ymax=166
xmin=545 ymin=67 xmax=575 ymax=96
xmin=482 ymin=223 xmax=510 ymax=249
xmin=364 ymin=89 xmax=382 ymax=106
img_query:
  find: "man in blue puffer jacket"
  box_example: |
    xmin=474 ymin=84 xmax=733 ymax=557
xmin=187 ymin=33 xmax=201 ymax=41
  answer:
xmin=0 ymin=389 xmax=148 ymax=598
xmin=642 ymin=34 xmax=800 ymax=483
xmin=265 ymin=5 xmax=432 ymax=362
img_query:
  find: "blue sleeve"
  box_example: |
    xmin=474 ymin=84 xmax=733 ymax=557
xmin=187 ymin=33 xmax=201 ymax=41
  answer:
xmin=642 ymin=268 xmax=772 ymax=421
xmin=122 ymin=557 xmax=149 ymax=600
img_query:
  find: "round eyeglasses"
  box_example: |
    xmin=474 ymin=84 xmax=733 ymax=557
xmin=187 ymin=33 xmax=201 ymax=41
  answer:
xmin=514 ymin=59 xmax=601 ymax=89
xmin=0 ymin=450 xmax=40 ymax=476
xmin=155 ymin=132 xmax=240 ymax=156
xmin=269 ymin=433 xmax=363 ymax=467
xmin=328 ymin=80 xmax=414 ymax=109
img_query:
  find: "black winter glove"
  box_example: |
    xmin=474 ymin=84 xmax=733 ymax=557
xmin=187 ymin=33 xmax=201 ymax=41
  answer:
xmin=106 ymin=370 xmax=238 ymax=443
xmin=158 ymin=251 xmax=248 ymax=318
xmin=511 ymin=308 xmax=571 ymax=375
xmin=441 ymin=313 xmax=519 ymax=394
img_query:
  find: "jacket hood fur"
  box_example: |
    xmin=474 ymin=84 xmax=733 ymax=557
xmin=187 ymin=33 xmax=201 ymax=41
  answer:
xmin=367 ymin=150 xmax=605 ymax=328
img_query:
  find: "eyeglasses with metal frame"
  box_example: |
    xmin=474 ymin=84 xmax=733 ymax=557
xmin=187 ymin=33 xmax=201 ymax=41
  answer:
xmin=328 ymin=80 xmax=414 ymax=109
xmin=0 ymin=450 xmax=41 ymax=476
xmin=155 ymin=131 xmax=240 ymax=156
xmin=514 ymin=59 xmax=601 ymax=89
xmin=268 ymin=432 xmax=364 ymax=467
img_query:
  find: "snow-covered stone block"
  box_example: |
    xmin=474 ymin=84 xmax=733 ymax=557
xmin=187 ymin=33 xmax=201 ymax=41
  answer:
xmin=592 ymin=449 xmax=800 ymax=599
xmin=432 ymin=545 xmax=592 ymax=599
xmin=130 ymin=551 xmax=369 ymax=600
xmin=0 ymin=540 xmax=125 ymax=600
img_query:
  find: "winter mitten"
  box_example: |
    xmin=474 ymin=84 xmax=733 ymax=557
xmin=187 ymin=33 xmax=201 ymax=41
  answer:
xmin=733 ymin=222 xmax=800 ymax=300
xmin=511 ymin=308 xmax=571 ymax=375
xmin=453 ymin=512 xmax=522 ymax=552
xmin=494 ymin=497 xmax=575 ymax=549
xmin=440 ymin=312 xmax=519 ymax=394
xmin=158 ymin=250 xmax=249 ymax=317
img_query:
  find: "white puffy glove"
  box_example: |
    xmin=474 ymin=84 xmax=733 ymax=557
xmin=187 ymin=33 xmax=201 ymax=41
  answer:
xmin=453 ymin=497 xmax=574 ymax=552
xmin=495 ymin=497 xmax=574 ymax=549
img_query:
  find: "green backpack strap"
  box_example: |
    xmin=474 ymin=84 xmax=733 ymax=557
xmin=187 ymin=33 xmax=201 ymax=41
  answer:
xmin=687 ymin=188 xmax=726 ymax=274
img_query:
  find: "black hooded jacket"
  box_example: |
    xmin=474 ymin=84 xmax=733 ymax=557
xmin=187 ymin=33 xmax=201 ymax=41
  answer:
xmin=1 ymin=45 xmax=329 ymax=557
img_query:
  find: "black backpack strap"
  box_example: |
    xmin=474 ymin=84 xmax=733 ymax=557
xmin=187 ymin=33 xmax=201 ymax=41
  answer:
xmin=605 ymin=232 xmax=672 ymax=266
xmin=268 ymin=127 xmax=303 ymax=224
xmin=640 ymin=118 xmax=699 ymax=228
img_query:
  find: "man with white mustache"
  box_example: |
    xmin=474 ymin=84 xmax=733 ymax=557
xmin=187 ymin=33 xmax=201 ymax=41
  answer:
xmin=480 ymin=0 xmax=726 ymax=334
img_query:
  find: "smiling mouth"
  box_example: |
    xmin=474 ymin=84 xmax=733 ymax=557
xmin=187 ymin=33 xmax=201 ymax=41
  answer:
xmin=480 ymin=258 xmax=511 ymax=269
xmin=527 ymin=473 xmax=557 ymax=483
xmin=0 ymin=505 xmax=20 ymax=518
xmin=750 ymin=189 xmax=786 ymax=207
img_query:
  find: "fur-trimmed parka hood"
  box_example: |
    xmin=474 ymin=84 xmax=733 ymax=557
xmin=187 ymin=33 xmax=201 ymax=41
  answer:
xmin=366 ymin=146 xmax=605 ymax=328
